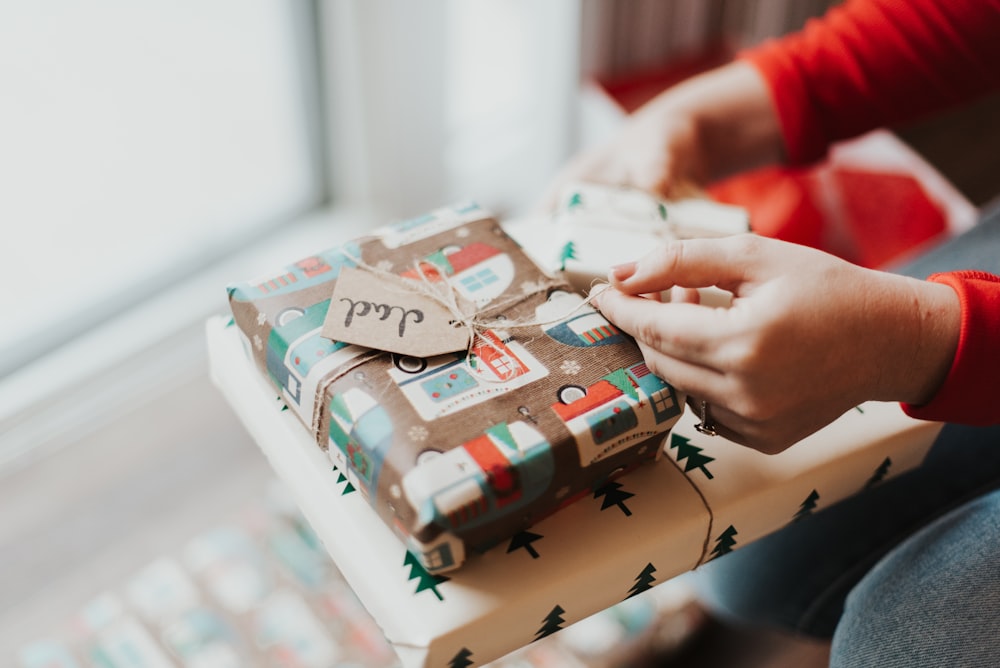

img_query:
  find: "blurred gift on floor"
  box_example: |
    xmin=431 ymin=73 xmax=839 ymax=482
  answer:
xmin=15 ymin=478 xmax=703 ymax=668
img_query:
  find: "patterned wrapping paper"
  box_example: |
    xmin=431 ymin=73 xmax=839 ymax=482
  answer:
xmin=207 ymin=316 xmax=710 ymax=668
xmin=215 ymin=195 xmax=946 ymax=667
xmin=226 ymin=203 xmax=685 ymax=574
xmin=207 ymin=314 xmax=944 ymax=668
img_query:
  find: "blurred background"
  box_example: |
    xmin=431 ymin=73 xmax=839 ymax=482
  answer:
xmin=2 ymin=1 xmax=995 ymax=666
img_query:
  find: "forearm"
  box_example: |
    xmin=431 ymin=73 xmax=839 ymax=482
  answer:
xmin=632 ymin=60 xmax=785 ymax=183
xmin=739 ymin=0 xmax=1000 ymax=164
xmin=868 ymin=273 xmax=959 ymax=407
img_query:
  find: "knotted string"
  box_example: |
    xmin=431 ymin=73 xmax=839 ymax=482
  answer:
xmin=340 ymin=249 xmax=613 ymax=374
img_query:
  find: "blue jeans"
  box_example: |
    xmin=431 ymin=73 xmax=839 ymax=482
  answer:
xmin=695 ymin=425 xmax=1000 ymax=666
xmin=694 ymin=205 xmax=1000 ymax=666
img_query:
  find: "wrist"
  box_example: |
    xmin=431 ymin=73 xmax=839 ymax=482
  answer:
xmin=876 ymin=274 xmax=960 ymax=406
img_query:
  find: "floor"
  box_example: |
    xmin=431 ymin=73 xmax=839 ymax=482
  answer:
xmin=0 ymin=339 xmax=269 ymax=660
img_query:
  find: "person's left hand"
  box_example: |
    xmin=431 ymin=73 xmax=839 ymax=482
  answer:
xmin=591 ymin=234 xmax=960 ymax=453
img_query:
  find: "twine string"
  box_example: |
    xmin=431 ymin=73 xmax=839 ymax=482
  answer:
xmin=340 ymin=249 xmax=613 ymax=378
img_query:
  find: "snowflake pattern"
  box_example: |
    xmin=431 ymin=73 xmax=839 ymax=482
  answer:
xmin=375 ymin=259 xmax=394 ymax=273
xmin=256 ymin=311 xmax=268 ymax=326
xmin=560 ymin=359 xmax=581 ymax=375
xmin=409 ymin=425 xmax=429 ymax=442
xmin=456 ymin=227 xmax=470 ymax=238
xmin=253 ymin=334 xmax=263 ymax=351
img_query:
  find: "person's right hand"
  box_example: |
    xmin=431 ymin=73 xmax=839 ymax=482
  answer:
xmin=592 ymin=234 xmax=961 ymax=454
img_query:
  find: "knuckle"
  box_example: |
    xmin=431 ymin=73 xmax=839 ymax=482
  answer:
xmin=717 ymin=335 xmax=760 ymax=375
xmin=664 ymin=239 xmax=687 ymax=269
xmin=726 ymin=383 xmax=781 ymax=425
xmin=634 ymin=317 xmax=665 ymax=351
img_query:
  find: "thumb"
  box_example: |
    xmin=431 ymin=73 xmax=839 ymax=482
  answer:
xmin=610 ymin=234 xmax=764 ymax=296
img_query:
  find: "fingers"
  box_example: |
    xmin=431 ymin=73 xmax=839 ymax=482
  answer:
xmin=633 ymin=338 xmax=723 ymax=396
xmin=594 ymin=287 xmax=727 ymax=368
xmin=610 ymin=235 xmax=763 ymax=296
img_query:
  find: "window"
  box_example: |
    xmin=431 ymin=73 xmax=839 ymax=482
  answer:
xmin=0 ymin=1 xmax=585 ymax=470
xmin=322 ymin=0 xmax=580 ymax=218
xmin=0 ymin=0 xmax=323 ymax=380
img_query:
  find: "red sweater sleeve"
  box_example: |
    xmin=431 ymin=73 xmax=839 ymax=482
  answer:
xmin=902 ymin=272 xmax=1000 ymax=425
xmin=741 ymin=0 xmax=1000 ymax=164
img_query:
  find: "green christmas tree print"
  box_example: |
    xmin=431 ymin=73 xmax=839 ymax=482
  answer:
xmin=657 ymin=202 xmax=668 ymax=221
xmin=533 ymin=605 xmax=566 ymax=641
xmin=507 ymin=530 xmax=543 ymax=559
xmin=626 ymin=563 xmax=657 ymax=599
xmin=594 ymin=482 xmax=634 ymax=516
xmin=605 ymin=368 xmax=639 ymax=400
xmin=708 ymin=525 xmax=738 ymax=561
xmin=448 ymin=648 xmax=474 ymax=668
xmin=330 ymin=465 xmax=356 ymax=495
xmin=402 ymin=551 xmax=449 ymax=601
xmin=865 ymin=457 xmax=892 ymax=488
xmin=567 ymin=191 xmax=584 ymax=209
xmin=669 ymin=434 xmax=715 ymax=479
xmin=558 ymin=240 xmax=578 ymax=271
xmin=793 ymin=489 xmax=820 ymax=522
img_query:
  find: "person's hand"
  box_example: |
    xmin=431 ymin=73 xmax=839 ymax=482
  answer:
xmin=591 ymin=235 xmax=960 ymax=453
xmin=538 ymin=61 xmax=784 ymax=211
xmin=541 ymin=102 xmax=706 ymax=207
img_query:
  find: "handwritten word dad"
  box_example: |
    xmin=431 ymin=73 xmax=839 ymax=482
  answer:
xmin=322 ymin=266 xmax=470 ymax=357
xmin=340 ymin=298 xmax=424 ymax=338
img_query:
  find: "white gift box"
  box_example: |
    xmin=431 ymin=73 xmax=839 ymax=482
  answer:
xmin=507 ymin=183 xmax=749 ymax=305
xmin=207 ymin=315 xmax=942 ymax=667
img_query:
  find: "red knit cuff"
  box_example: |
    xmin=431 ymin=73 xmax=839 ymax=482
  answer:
xmin=902 ymin=271 xmax=1000 ymax=425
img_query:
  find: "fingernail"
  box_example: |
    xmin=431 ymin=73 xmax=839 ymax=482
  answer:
xmin=610 ymin=262 xmax=636 ymax=282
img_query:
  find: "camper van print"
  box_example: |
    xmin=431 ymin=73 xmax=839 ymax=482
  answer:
xmin=402 ymin=421 xmax=554 ymax=572
xmin=229 ymin=242 xmax=359 ymax=302
xmin=327 ymin=387 xmax=392 ymax=498
xmin=265 ymin=299 xmax=367 ymax=427
xmin=387 ymin=329 xmax=548 ymax=421
xmin=537 ymin=290 xmax=627 ymax=347
xmin=399 ymin=241 xmax=515 ymax=307
xmin=552 ymin=362 xmax=681 ymax=466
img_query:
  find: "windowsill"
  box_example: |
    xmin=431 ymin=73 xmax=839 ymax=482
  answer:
xmin=0 ymin=205 xmax=382 ymax=477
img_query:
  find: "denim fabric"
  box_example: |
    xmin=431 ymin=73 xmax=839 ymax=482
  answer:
xmin=831 ymin=485 xmax=1000 ymax=667
xmin=693 ymin=203 xmax=1000 ymax=664
xmin=694 ymin=424 xmax=1000 ymax=640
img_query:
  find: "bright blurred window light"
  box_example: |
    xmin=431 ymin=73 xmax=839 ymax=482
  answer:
xmin=0 ymin=0 xmax=320 ymax=377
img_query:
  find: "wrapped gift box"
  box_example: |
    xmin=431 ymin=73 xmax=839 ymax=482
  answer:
xmin=506 ymin=183 xmax=749 ymax=307
xmin=226 ymin=203 xmax=684 ymax=575
xmin=208 ymin=315 xmax=942 ymax=667
xmin=508 ymin=183 xmax=749 ymax=294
